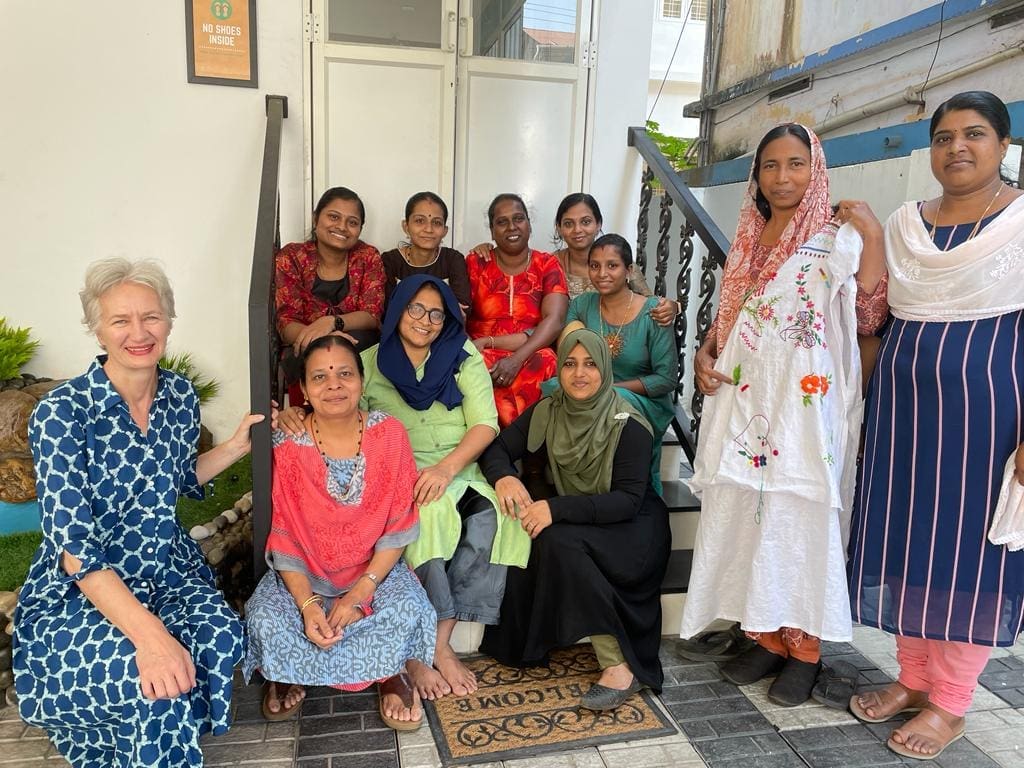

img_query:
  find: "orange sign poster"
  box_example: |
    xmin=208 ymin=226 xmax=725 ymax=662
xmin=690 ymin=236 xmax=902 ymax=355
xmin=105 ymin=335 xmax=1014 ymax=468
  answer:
xmin=186 ymin=0 xmax=257 ymax=87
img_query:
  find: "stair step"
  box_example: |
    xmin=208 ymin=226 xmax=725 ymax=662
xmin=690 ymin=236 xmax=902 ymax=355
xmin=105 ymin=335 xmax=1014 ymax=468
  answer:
xmin=662 ymin=479 xmax=700 ymax=511
xmin=660 ymin=549 xmax=693 ymax=594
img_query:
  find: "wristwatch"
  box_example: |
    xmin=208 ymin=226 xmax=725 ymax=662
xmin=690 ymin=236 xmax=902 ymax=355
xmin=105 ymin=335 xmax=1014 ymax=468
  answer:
xmin=333 ymin=314 xmax=346 ymax=332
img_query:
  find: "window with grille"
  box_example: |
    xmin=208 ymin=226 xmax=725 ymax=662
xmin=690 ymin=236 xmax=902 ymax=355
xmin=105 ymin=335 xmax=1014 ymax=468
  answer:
xmin=662 ymin=0 xmax=682 ymax=19
xmin=690 ymin=0 xmax=708 ymax=21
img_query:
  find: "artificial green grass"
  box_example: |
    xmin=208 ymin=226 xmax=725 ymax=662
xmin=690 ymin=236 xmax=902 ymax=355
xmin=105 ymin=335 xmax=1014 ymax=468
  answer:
xmin=175 ymin=454 xmax=253 ymax=531
xmin=0 ymin=530 xmax=43 ymax=592
xmin=0 ymin=454 xmax=254 ymax=592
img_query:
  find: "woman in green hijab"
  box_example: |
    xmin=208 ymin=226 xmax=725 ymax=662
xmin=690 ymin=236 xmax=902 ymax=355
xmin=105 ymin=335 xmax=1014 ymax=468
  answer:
xmin=478 ymin=329 xmax=671 ymax=710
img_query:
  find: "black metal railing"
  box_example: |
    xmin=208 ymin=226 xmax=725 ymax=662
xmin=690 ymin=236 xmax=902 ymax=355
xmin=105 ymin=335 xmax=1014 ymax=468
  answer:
xmin=248 ymin=95 xmax=288 ymax=580
xmin=627 ymin=126 xmax=731 ymax=453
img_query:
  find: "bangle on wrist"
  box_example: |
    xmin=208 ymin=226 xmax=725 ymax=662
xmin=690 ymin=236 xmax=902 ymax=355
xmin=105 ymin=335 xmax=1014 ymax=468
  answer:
xmin=487 ymin=335 xmax=494 ymax=349
xmin=299 ymin=594 xmax=324 ymax=613
xmin=359 ymin=572 xmax=379 ymax=589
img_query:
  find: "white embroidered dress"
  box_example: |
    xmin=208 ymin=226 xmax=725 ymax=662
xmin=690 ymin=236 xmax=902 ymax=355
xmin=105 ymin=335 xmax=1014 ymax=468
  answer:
xmin=680 ymin=223 xmax=864 ymax=641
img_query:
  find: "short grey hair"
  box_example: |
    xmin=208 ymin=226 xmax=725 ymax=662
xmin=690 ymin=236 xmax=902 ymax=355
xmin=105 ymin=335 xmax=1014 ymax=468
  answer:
xmin=80 ymin=258 xmax=176 ymax=333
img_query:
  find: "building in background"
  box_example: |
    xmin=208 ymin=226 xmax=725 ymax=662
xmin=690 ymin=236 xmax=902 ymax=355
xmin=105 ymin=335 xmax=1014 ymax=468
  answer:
xmin=648 ymin=0 xmax=706 ymax=139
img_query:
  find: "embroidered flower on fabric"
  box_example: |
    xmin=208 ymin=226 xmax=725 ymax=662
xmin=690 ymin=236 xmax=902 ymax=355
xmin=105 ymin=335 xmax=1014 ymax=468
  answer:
xmin=989 ymin=242 xmax=1024 ymax=280
xmin=897 ymin=255 xmax=921 ymax=281
xmin=614 ymin=412 xmax=629 ymax=420
xmin=800 ymin=373 xmax=832 ymax=406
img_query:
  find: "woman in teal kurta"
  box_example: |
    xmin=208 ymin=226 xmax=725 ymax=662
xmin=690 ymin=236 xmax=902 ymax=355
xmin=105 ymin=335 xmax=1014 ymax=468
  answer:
xmin=564 ymin=234 xmax=678 ymax=492
xmin=361 ymin=274 xmax=530 ymax=702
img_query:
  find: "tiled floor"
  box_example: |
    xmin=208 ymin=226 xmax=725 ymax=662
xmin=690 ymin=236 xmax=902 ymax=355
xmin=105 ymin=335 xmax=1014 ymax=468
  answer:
xmin=2 ymin=627 xmax=1023 ymax=767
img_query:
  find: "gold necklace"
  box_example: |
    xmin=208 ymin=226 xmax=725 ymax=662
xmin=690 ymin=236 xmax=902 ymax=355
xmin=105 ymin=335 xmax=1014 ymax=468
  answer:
xmin=929 ymin=183 xmax=1004 ymax=246
xmin=599 ymin=291 xmax=634 ymax=358
xmin=312 ymin=411 xmax=363 ymax=463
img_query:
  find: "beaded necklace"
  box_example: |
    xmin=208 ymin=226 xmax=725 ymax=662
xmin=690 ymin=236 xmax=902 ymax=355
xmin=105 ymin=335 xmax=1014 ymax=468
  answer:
xmin=312 ymin=411 xmax=363 ymax=464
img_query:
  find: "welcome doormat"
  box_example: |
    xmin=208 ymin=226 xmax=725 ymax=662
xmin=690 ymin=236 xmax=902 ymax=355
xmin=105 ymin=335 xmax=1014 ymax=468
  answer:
xmin=424 ymin=645 xmax=677 ymax=766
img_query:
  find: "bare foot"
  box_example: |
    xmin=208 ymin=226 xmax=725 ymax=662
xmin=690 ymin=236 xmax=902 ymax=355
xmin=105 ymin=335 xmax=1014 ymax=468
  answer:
xmin=596 ymin=662 xmax=635 ymax=690
xmin=853 ymin=682 xmax=927 ymax=722
xmin=407 ymin=658 xmax=452 ymax=701
xmin=889 ymin=706 xmax=964 ymax=757
xmin=435 ymin=646 xmax=478 ymax=697
xmin=381 ymin=682 xmax=422 ymax=724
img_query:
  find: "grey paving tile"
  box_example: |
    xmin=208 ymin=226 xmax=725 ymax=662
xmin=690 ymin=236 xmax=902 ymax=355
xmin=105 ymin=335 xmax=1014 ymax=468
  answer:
xmin=668 ymin=695 xmax=760 ymax=721
xmin=678 ymin=711 xmax=776 ymax=741
xmin=928 ymin=737 xmax=1001 ymax=767
xmin=295 ymin=729 xmax=395 ymax=759
xmin=782 ymin=724 xmax=879 ymax=751
xmin=294 ymin=760 xmax=329 ymax=768
xmin=665 ymin=663 xmax=724 ymax=685
xmin=798 ymin=742 xmax=903 ymax=767
xmin=300 ymin=698 xmax=333 ymax=717
xmin=977 ymin=670 xmax=1024 ymax=690
xmin=321 ymin=752 xmax=398 ymax=768
xmin=694 ymin=731 xmax=796 ymax=763
xmin=660 ymin=681 xmax=744 ymax=704
xmin=199 ymin=722 xmax=267 ymax=745
xmin=298 ymin=713 xmax=363 ymax=737
xmin=330 ymin=693 xmax=379 ymax=713
xmin=202 ymin=739 xmax=296 ymax=765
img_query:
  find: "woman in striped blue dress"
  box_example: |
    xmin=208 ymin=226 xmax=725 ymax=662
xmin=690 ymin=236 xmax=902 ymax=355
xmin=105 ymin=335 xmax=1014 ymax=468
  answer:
xmin=848 ymin=91 xmax=1024 ymax=760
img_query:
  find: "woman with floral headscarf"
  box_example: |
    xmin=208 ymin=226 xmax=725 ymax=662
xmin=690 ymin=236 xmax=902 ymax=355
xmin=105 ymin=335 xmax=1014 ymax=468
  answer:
xmin=680 ymin=124 xmax=888 ymax=706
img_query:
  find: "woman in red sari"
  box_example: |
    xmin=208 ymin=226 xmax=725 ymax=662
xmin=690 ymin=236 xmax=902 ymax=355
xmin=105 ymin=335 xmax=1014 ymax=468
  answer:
xmin=466 ymin=194 xmax=569 ymax=427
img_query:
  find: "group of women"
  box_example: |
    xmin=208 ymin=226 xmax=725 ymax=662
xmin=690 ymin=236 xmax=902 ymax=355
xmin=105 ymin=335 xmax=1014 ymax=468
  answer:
xmin=11 ymin=89 xmax=1022 ymax=766
xmin=683 ymin=90 xmax=1024 ymax=761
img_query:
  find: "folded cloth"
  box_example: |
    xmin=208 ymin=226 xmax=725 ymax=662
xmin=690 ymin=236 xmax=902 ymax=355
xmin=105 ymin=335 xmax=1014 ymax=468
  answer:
xmin=988 ymin=452 xmax=1024 ymax=551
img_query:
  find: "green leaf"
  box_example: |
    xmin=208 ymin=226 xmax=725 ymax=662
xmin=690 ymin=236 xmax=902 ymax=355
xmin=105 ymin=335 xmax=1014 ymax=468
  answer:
xmin=732 ymin=364 xmax=742 ymax=385
xmin=159 ymin=351 xmax=221 ymax=405
xmin=0 ymin=318 xmax=40 ymax=380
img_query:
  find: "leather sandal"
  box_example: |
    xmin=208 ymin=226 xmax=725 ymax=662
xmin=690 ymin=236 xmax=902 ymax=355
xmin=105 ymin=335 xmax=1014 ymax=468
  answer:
xmin=886 ymin=707 xmax=965 ymax=760
xmin=720 ymin=645 xmax=786 ymax=686
xmin=379 ymin=672 xmax=423 ymax=731
xmin=261 ymin=681 xmax=304 ymax=721
xmin=849 ymin=682 xmax=926 ymax=724
xmin=768 ymin=657 xmax=820 ymax=707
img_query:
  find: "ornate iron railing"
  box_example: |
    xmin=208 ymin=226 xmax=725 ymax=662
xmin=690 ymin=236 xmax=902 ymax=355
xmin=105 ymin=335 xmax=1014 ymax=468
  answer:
xmin=626 ymin=126 xmax=730 ymax=452
xmin=248 ymin=95 xmax=288 ymax=579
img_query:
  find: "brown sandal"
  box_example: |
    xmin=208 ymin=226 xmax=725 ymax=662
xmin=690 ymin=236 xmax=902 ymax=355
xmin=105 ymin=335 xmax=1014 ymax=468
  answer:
xmin=261 ymin=681 xmax=305 ymax=721
xmin=849 ymin=682 xmax=925 ymax=723
xmin=379 ymin=672 xmax=423 ymax=731
xmin=887 ymin=707 xmax=965 ymax=760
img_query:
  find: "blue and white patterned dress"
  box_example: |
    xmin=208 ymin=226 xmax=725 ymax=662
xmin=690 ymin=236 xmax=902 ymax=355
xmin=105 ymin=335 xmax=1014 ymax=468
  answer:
xmin=13 ymin=358 xmax=244 ymax=767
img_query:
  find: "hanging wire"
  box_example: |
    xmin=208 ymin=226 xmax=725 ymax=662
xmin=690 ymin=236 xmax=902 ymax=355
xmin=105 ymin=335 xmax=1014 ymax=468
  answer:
xmin=648 ymin=0 xmax=694 ymax=122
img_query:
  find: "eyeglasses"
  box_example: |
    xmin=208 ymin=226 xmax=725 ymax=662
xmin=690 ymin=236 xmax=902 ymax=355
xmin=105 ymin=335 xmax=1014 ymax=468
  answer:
xmin=406 ymin=302 xmax=445 ymax=325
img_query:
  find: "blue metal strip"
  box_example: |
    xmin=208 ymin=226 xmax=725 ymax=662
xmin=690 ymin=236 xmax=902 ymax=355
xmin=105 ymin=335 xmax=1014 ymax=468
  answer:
xmin=687 ymin=0 xmax=1015 ymax=114
xmin=680 ymin=100 xmax=1024 ymax=187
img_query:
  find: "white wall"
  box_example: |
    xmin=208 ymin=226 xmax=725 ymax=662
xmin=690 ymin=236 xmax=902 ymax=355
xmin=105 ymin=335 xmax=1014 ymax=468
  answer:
xmin=0 ymin=1 xmax=307 ymax=440
xmin=646 ymin=3 xmax=703 ymax=137
xmin=588 ymin=0 xmax=656 ymax=245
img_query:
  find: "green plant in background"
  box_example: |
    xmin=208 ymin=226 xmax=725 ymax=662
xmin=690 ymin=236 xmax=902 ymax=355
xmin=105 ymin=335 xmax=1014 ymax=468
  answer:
xmin=646 ymin=120 xmax=697 ymax=173
xmin=159 ymin=352 xmax=221 ymax=404
xmin=0 ymin=318 xmax=40 ymax=380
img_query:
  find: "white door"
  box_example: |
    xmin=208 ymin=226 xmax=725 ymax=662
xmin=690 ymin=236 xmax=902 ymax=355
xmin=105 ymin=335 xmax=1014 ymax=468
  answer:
xmin=311 ymin=0 xmax=593 ymax=253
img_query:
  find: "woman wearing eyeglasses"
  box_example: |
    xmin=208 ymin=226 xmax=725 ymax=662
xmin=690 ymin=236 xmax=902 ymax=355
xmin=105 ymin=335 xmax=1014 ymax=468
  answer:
xmin=361 ymin=275 xmax=530 ymax=701
xmin=381 ymin=192 xmax=472 ymax=312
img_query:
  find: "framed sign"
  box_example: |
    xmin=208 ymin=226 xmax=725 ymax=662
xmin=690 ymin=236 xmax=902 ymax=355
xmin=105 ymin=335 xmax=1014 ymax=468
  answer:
xmin=185 ymin=0 xmax=258 ymax=88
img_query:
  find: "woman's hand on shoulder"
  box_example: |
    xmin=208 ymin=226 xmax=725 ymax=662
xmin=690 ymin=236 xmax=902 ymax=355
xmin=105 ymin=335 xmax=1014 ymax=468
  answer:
xmin=272 ymin=400 xmax=307 ymax=436
xmin=649 ymin=296 xmax=679 ymax=327
xmin=303 ymin=601 xmax=343 ymax=649
xmin=470 ymin=242 xmax=495 ymax=261
xmin=519 ymin=499 xmax=552 ymax=539
xmin=835 ymin=200 xmax=884 ymax=242
xmin=134 ymin=627 xmax=197 ymax=700
xmin=494 ymin=475 xmax=532 ymax=518
xmin=694 ymin=336 xmax=732 ymax=396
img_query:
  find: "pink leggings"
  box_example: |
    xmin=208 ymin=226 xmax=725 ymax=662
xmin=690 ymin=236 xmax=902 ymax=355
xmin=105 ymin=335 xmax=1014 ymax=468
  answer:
xmin=895 ymin=635 xmax=991 ymax=717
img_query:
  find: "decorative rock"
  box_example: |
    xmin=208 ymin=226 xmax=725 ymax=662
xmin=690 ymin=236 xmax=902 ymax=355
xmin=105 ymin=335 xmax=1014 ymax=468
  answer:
xmin=0 ymin=644 xmax=11 ymax=670
xmin=0 ymin=670 xmax=12 ymax=689
xmin=5 ymin=685 xmax=15 ymax=707
xmin=235 ymin=495 xmax=253 ymax=513
xmin=21 ymin=379 xmax=62 ymax=400
xmin=189 ymin=525 xmax=210 ymax=541
xmin=0 ymin=592 xmax=17 ymax=618
xmin=223 ymin=509 xmax=238 ymax=524
xmin=0 ymin=389 xmax=37 ymax=453
xmin=0 ymin=630 xmax=10 ymax=650
xmin=205 ymin=516 xmax=224 ymax=532
xmin=0 ymin=455 xmax=35 ymax=503
xmin=214 ymin=514 xmax=231 ymax=530
xmin=207 ymin=547 xmax=225 ymax=567
xmin=3 ymin=623 xmax=11 ymax=636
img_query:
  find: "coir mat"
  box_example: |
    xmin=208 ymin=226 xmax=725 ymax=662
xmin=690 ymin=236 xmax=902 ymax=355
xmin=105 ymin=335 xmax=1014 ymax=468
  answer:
xmin=424 ymin=645 xmax=677 ymax=766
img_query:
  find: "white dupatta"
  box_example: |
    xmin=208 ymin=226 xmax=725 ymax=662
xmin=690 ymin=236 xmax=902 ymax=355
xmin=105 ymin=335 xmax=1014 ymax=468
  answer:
xmin=885 ymin=194 xmax=1024 ymax=322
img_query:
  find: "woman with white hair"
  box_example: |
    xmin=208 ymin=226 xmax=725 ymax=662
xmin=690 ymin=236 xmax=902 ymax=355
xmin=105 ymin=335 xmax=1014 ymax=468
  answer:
xmin=13 ymin=258 xmax=262 ymax=767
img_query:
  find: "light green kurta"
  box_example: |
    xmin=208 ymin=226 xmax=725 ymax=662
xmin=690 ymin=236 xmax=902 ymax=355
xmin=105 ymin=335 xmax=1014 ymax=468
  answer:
xmin=361 ymin=340 xmax=530 ymax=570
